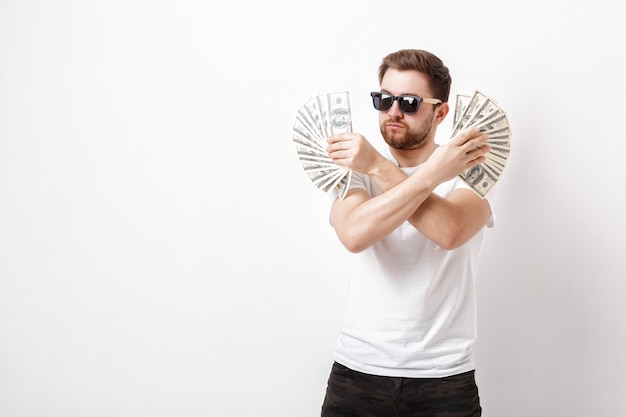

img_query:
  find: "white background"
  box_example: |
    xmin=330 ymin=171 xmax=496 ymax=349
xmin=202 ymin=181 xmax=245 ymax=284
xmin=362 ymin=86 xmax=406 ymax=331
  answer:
xmin=1 ymin=1 xmax=625 ymax=416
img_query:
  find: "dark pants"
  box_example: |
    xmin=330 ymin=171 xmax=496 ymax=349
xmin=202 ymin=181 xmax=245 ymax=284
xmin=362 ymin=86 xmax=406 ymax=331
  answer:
xmin=321 ymin=362 xmax=482 ymax=417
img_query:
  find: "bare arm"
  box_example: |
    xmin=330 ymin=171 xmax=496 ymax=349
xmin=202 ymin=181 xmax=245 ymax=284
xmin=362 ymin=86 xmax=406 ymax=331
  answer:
xmin=327 ymin=128 xmax=492 ymax=252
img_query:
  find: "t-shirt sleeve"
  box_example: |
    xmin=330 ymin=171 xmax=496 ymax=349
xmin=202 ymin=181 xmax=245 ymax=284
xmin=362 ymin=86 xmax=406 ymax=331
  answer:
xmin=326 ymin=171 xmax=369 ymax=224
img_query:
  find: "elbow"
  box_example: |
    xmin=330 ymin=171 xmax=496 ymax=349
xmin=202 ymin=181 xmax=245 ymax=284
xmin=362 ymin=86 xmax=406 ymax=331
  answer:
xmin=336 ymin=229 xmax=371 ymax=254
xmin=434 ymin=227 xmax=466 ymax=250
xmin=343 ymin=240 xmax=368 ymax=254
xmin=437 ymin=237 xmax=462 ymax=251
xmin=340 ymin=235 xmax=370 ymax=254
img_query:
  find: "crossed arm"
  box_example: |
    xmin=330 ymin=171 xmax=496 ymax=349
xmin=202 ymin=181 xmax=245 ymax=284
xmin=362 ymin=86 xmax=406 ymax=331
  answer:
xmin=327 ymin=128 xmax=493 ymax=253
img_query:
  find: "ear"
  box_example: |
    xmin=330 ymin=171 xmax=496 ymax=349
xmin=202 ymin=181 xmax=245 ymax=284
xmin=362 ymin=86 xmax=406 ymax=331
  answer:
xmin=433 ymin=102 xmax=449 ymax=126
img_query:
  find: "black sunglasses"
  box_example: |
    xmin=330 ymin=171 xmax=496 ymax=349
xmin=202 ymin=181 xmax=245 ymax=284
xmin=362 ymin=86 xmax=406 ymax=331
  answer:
xmin=370 ymin=92 xmax=442 ymax=115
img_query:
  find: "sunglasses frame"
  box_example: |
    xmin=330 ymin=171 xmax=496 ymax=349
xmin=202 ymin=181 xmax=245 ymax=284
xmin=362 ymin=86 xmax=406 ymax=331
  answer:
xmin=370 ymin=91 xmax=442 ymax=115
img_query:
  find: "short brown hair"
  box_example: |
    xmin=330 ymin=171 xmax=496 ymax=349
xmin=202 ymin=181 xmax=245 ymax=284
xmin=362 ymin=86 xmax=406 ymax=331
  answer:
xmin=378 ymin=49 xmax=451 ymax=103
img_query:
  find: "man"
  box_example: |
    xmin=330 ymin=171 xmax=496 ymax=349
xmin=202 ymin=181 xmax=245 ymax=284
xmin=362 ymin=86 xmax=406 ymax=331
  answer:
xmin=320 ymin=49 xmax=496 ymax=417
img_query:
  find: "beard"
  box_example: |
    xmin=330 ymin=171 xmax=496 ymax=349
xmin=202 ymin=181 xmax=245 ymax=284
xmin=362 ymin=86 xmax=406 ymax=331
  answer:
xmin=381 ymin=113 xmax=435 ymax=150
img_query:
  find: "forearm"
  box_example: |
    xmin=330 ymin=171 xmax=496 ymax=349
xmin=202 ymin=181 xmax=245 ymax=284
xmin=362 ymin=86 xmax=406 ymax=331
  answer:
xmin=330 ymin=128 xmax=491 ymax=251
xmin=331 ymin=169 xmax=437 ymax=252
xmin=357 ymin=157 xmax=479 ymax=249
xmin=366 ymin=161 xmax=449 ymax=241
xmin=365 ymin=157 xmax=410 ymax=192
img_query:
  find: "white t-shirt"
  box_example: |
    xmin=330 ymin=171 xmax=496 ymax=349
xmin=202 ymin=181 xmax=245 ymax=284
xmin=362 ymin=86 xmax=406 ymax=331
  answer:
xmin=332 ymin=151 xmax=497 ymax=378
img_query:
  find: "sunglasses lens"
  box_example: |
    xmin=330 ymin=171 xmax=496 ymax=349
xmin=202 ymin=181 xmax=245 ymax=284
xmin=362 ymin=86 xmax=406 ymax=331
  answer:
xmin=372 ymin=93 xmax=393 ymax=111
xmin=399 ymin=96 xmax=419 ymax=114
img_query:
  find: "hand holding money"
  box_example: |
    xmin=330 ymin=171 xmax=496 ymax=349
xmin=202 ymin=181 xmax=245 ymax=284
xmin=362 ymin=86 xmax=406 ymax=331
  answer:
xmin=292 ymin=90 xmax=353 ymax=200
xmin=422 ymin=127 xmax=491 ymax=186
xmin=452 ymin=91 xmax=512 ymax=198
xmin=326 ymin=132 xmax=386 ymax=177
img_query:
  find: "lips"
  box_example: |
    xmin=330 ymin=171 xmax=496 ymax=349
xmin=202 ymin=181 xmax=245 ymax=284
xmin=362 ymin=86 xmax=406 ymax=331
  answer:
xmin=384 ymin=121 xmax=405 ymax=130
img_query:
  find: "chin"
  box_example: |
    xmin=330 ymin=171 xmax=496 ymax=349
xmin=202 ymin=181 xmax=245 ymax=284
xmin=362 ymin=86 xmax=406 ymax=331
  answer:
xmin=386 ymin=135 xmax=425 ymax=151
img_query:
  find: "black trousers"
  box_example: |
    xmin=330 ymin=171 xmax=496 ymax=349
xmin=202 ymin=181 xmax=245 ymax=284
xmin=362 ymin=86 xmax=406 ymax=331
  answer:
xmin=321 ymin=362 xmax=482 ymax=417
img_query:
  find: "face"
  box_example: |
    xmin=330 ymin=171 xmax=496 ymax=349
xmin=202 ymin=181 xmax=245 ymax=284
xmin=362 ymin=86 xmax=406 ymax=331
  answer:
xmin=378 ymin=68 xmax=443 ymax=150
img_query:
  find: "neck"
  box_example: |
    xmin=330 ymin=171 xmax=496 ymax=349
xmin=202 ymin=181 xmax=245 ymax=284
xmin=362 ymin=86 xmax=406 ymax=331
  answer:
xmin=389 ymin=140 xmax=438 ymax=168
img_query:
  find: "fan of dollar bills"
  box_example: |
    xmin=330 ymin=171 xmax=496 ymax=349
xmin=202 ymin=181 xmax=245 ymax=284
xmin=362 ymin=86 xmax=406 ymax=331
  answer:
xmin=453 ymin=90 xmax=512 ymax=198
xmin=292 ymin=90 xmax=353 ymax=200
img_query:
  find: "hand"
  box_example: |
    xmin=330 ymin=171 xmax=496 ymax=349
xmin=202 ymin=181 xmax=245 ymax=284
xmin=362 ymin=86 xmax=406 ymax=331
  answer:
xmin=422 ymin=127 xmax=490 ymax=185
xmin=326 ymin=133 xmax=385 ymax=175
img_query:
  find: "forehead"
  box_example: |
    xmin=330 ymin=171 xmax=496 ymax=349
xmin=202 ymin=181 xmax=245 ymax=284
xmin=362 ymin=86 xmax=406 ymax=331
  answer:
xmin=380 ymin=68 xmax=432 ymax=96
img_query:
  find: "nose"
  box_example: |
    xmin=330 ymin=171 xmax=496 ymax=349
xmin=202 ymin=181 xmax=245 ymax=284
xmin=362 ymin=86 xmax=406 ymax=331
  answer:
xmin=387 ymin=99 xmax=403 ymax=118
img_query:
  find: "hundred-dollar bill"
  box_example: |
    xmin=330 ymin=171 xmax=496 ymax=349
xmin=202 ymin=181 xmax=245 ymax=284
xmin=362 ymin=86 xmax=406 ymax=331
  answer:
xmin=459 ymin=163 xmax=499 ymax=198
xmin=293 ymin=90 xmax=353 ymax=200
xmin=451 ymin=91 xmax=496 ymax=136
xmin=483 ymin=157 xmax=504 ymax=174
xmin=486 ymin=145 xmax=510 ymax=159
xmin=295 ymin=110 xmax=325 ymax=148
xmin=486 ymin=136 xmax=510 ymax=147
xmin=451 ymin=92 xmax=486 ymax=136
xmin=483 ymin=125 xmax=510 ymax=140
xmin=453 ymin=94 xmax=472 ymax=127
xmin=453 ymin=91 xmax=506 ymax=133
xmin=478 ymin=140 xmax=510 ymax=152
xmin=461 ymin=96 xmax=503 ymax=133
xmin=481 ymin=159 xmax=502 ymax=179
xmin=315 ymin=166 xmax=349 ymax=192
xmin=331 ymin=170 xmax=351 ymax=200
xmin=324 ymin=90 xmax=353 ymax=198
xmin=302 ymin=96 xmax=326 ymax=140
xmin=296 ymin=153 xmax=335 ymax=165
xmin=479 ymin=167 xmax=500 ymax=182
xmin=485 ymin=134 xmax=511 ymax=144
xmin=293 ymin=127 xmax=327 ymax=154
xmin=476 ymin=113 xmax=509 ymax=133
xmin=300 ymin=161 xmax=338 ymax=189
xmin=294 ymin=142 xmax=331 ymax=162
xmin=299 ymin=159 xmax=334 ymax=173
xmin=315 ymin=94 xmax=331 ymax=139
xmin=327 ymin=91 xmax=353 ymax=135
xmin=308 ymin=170 xmax=339 ymax=191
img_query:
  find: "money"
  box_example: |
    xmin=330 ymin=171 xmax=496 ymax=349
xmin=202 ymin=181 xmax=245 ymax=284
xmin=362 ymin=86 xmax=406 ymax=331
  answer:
xmin=453 ymin=90 xmax=511 ymax=198
xmin=293 ymin=89 xmax=510 ymax=200
xmin=453 ymin=94 xmax=471 ymax=127
xmin=293 ymin=90 xmax=353 ymax=200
